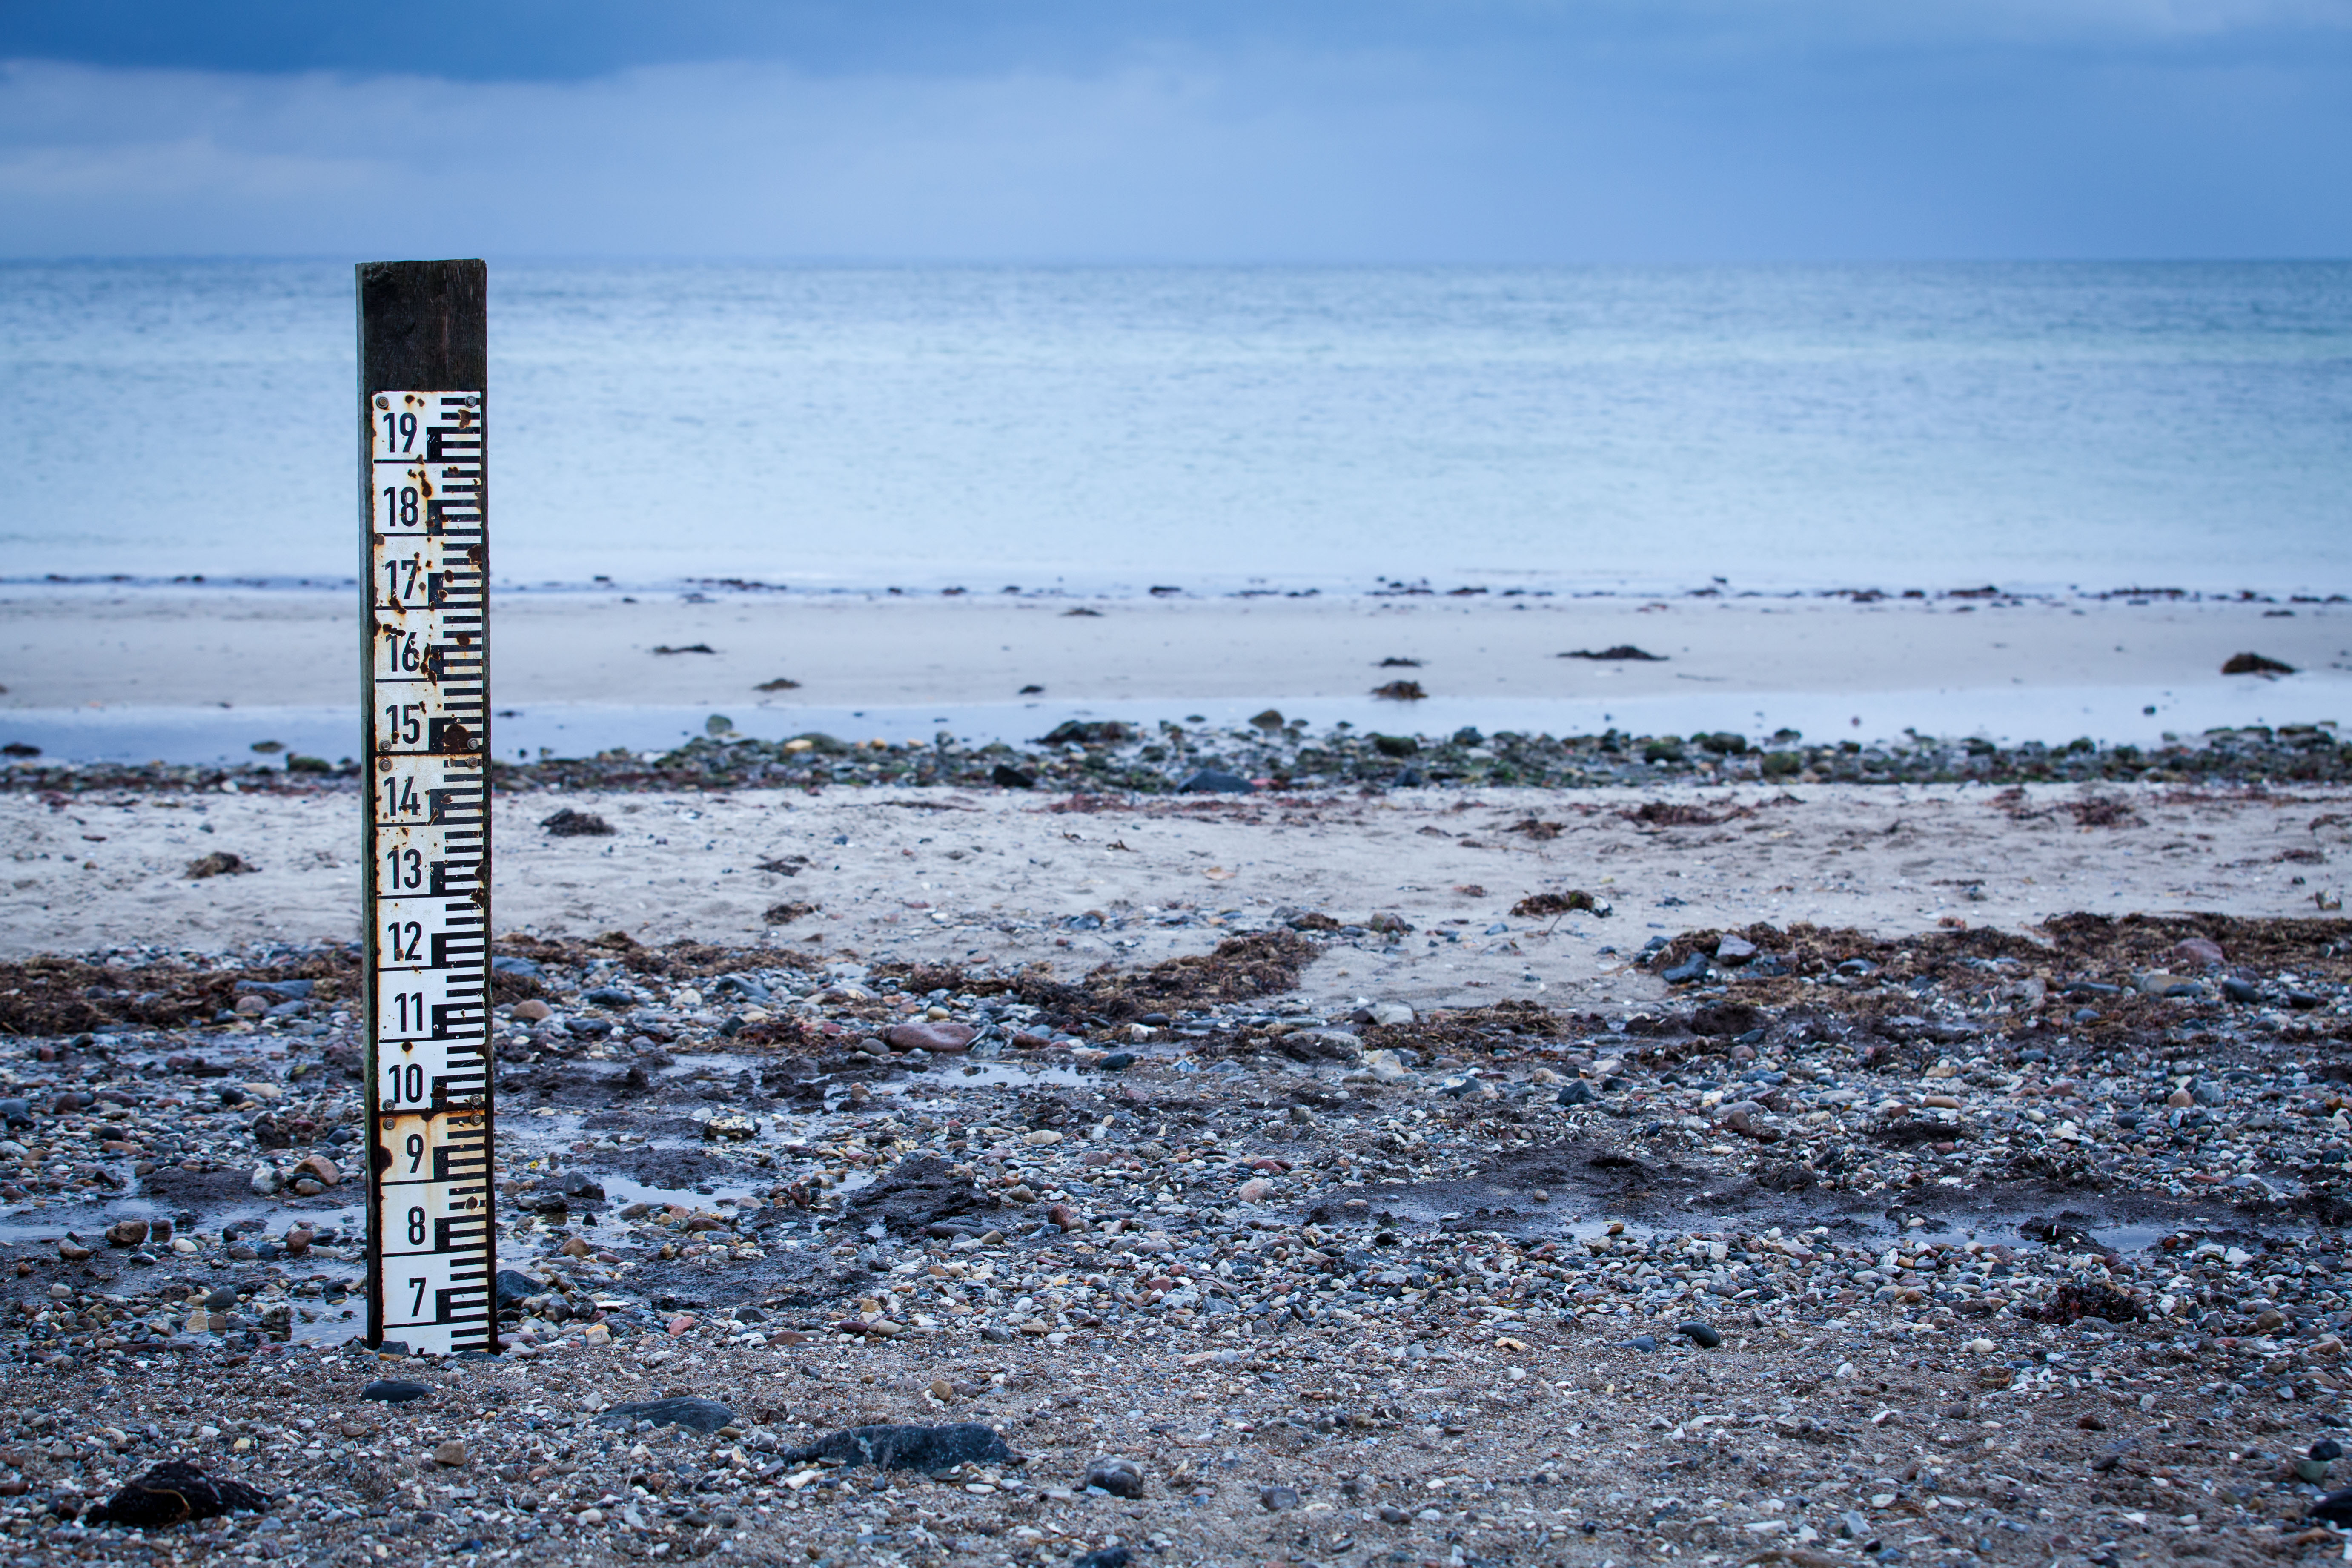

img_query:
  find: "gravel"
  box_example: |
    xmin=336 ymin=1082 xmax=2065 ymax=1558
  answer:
xmin=0 ymin=906 xmax=2349 ymax=1562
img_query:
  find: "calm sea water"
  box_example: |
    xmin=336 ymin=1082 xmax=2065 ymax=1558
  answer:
xmin=2 ymin=261 xmax=2346 ymax=594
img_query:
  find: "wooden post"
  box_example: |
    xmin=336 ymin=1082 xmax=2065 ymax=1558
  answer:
xmin=357 ymin=260 xmax=497 ymax=1356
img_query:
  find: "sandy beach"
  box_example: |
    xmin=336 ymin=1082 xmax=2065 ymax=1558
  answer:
xmin=3 ymin=589 xmax=2351 ymax=1567
xmin=3 ymin=585 xmax=2344 ymax=727
xmin=2 ymin=780 xmax=2346 ymax=967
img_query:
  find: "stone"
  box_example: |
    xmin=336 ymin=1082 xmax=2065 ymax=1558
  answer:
xmin=885 ymin=1020 xmax=977 ymax=1054
xmin=2223 ymin=652 xmax=2295 ymax=676
xmin=361 ymin=1379 xmax=432 ymax=1403
xmin=494 ymin=1270 xmax=542 ymax=1311
xmin=779 ymin=1422 xmax=1019 ymax=1473
xmin=991 ymin=763 xmax=1038 ymax=788
xmin=1260 ymin=1484 xmax=1301 ymax=1511
xmin=512 ymin=1000 xmax=553 ymax=1023
xmin=291 ymin=1153 xmax=342 ymax=1187
xmin=1714 ymin=935 xmax=1758 ymax=963
xmin=431 ymin=1440 xmax=467 ymax=1467
xmin=1367 ymin=1001 xmax=1414 ymax=1027
xmin=1675 ymin=1321 xmax=1722 ymax=1349
xmin=1084 ymin=1456 xmax=1145 ymax=1499
xmin=1660 ymin=953 xmax=1709 ymax=984
xmin=2173 ymin=936 xmax=2226 ymax=967
xmin=1177 ymin=770 xmax=1253 ymax=794
xmin=249 ymin=1164 xmax=284 ymax=1196
xmin=106 ymin=1218 xmax=149 ymax=1248
xmin=540 ymin=808 xmax=616 ymax=837
xmin=597 ymin=1397 xmax=737 ymax=1435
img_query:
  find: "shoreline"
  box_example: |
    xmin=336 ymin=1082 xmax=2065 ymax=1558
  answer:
xmin=1 ymin=586 xmax=2345 ymax=765
xmin=10 ymin=572 xmax=2352 ymax=603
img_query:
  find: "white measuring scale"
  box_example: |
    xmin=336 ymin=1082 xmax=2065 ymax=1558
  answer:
xmin=363 ymin=388 xmax=497 ymax=1355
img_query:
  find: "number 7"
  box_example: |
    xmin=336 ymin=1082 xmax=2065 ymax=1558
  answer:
xmin=410 ymin=1277 xmax=428 ymax=1316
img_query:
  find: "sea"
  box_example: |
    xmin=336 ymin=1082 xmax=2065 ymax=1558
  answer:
xmin=3 ymin=260 xmax=2348 ymax=596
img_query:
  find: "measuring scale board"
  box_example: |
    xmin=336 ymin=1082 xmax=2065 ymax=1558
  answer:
xmin=361 ymin=380 xmax=496 ymax=1356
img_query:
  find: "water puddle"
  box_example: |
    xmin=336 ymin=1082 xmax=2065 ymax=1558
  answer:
xmin=590 ymin=1171 xmax=766 ymax=1210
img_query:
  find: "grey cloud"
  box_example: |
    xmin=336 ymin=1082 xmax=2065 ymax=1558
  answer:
xmin=0 ymin=37 xmax=2344 ymax=261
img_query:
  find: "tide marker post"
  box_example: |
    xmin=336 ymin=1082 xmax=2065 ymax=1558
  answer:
xmin=358 ymin=260 xmax=497 ymax=1355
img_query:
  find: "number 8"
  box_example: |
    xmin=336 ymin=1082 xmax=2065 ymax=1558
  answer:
xmin=407 ymin=1207 xmax=427 ymax=1246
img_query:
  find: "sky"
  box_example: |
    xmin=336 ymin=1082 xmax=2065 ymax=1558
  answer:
xmin=0 ymin=0 xmax=2347 ymax=262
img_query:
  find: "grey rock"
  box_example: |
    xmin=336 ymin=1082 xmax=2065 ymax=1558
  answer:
xmin=780 ymin=1422 xmax=1018 ymax=1473
xmin=1674 ymin=1321 xmax=1722 ymax=1348
xmin=494 ymin=1270 xmax=543 ymax=1311
xmin=712 ymin=974 xmax=774 ymax=1004
xmin=598 ymin=1397 xmax=737 ymax=1435
xmin=1178 ymin=769 xmax=1254 ymax=794
xmin=1260 ymin=1484 xmax=1300 ymax=1511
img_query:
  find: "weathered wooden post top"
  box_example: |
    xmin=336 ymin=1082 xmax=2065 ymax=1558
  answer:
xmin=357 ymin=260 xmax=497 ymax=1355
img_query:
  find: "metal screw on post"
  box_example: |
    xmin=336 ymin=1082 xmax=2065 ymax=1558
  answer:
xmin=357 ymin=259 xmax=497 ymax=1356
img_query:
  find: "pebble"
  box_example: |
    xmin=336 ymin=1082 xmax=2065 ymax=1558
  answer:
xmin=883 ymin=1020 xmax=977 ymax=1054
xmin=1084 ymin=1456 xmax=1145 ymax=1498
